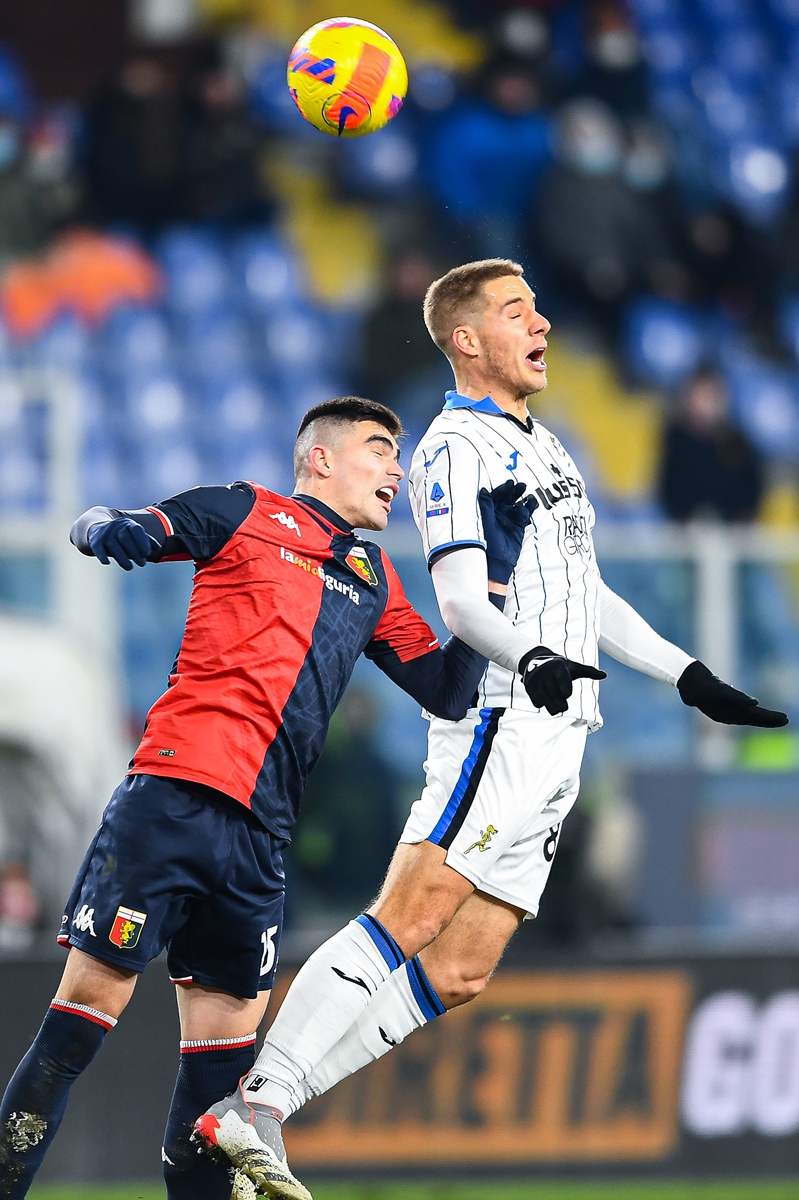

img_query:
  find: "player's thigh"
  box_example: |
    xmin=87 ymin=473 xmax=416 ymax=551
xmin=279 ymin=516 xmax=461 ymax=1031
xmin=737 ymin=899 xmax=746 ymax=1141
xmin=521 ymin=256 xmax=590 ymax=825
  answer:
xmin=176 ymin=982 xmax=272 ymax=1041
xmin=56 ymin=946 xmax=138 ymax=1019
xmin=368 ymin=839 xmax=474 ymax=956
xmin=418 ymin=890 xmax=523 ymax=1008
xmin=167 ymin=818 xmax=286 ymax=1003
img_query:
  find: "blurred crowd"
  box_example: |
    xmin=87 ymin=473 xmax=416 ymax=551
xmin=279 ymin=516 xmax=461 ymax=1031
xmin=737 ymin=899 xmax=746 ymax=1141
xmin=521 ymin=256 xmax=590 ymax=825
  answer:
xmin=2 ymin=0 xmax=799 ymax=947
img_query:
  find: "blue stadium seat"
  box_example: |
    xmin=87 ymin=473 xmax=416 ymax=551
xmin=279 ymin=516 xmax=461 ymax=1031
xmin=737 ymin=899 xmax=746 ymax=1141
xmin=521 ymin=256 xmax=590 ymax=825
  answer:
xmin=124 ymin=373 xmax=190 ymax=437
xmin=338 ymin=123 xmax=419 ymax=197
xmin=623 ymin=298 xmax=707 ymax=388
xmin=179 ymin=312 xmax=252 ymax=379
xmin=723 ymin=140 xmax=790 ymax=221
xmin=233 ymin=232 xmax=302 ymax=313
xmin=726 ymin=361 xmax=799 ymax=460
xmin=262 ymin=308 xmax=328 ymax=380
xmin=714 ymin=28 xmax=772 ymax=78
xmin=28 ymin=315 xmax=90 ymax=371
xmin=157 ymin=228 xmax=232 ymax=317
xmin=132 ymin=438 xmax=205 ymax=502
xmin=102 ymin=306 xmax=172 ymax=377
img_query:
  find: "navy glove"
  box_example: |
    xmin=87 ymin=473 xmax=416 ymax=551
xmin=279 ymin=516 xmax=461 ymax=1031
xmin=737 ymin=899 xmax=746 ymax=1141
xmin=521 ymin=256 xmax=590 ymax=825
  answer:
xmin=678 ymin=660 xmax=788 ymax=728
xmin=478 ymin=480 xmax=538 ymax=585
xmin=88 ymin=518 xmax=161 ymax=571
xmin=519 ymin=646 xmax=606 ymax=716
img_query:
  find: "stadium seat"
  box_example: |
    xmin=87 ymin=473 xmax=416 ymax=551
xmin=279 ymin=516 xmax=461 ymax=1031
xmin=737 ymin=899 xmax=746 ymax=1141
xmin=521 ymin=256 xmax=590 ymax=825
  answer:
xmin=102 ymin=306 xmax=172 ymax=377
xmin=28 ymin=315 xmax=90 ymax=372
xmin=179 ymin=312 xmax=252 ymax=379
xmin=623 ymin=298 xmax=706 ymax=388
xmin=338 ymin=123 xmax=419 ymax=197
xmin=125 ymin=374 xmax=189 ymax=436
xmin=234 ymin=233 xmax=302 ymax=313
xmin=723 ymin=141 xmax=790 ymax=221
xmin=726 ymin=361 xmax=799 ymax=460
xmin=157 ymin=229 xmax=232 ymax=317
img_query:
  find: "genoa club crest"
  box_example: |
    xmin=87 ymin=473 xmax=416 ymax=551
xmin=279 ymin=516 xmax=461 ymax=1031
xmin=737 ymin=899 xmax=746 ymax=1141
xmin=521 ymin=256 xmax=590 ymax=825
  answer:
xmin=109 ymin=906 xmax=147 ymax=949
xmin=345 ymin=546 xmax=378 ymax=586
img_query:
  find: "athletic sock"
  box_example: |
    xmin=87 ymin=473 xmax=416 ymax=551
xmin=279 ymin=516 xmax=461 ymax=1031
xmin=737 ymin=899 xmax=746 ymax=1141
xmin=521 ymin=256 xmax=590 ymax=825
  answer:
xmin=163 ymin=1034 xmax=257 ymax=1200
xmin=0 ymin=1000 xmax=115 ymax=1198
xmin=243 ymin=915 xmax=404 ymax=1115
xmin=287 ymin=955 xmax=446 ymax=1116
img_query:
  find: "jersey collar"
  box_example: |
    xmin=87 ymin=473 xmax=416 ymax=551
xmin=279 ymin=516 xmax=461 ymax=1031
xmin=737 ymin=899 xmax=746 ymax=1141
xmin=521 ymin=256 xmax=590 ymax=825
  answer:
xmin=444 ymin=390 xmax=534 ymax=433
xmin=444 ymin=390 xmax=504 ymax=415
xmin=293 ymin=494 xmax=354 ymax=534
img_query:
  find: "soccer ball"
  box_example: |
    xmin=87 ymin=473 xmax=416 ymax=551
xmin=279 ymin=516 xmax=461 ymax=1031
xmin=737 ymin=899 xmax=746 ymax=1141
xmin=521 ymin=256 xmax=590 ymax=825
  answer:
xmin=287 ymin=17 xmax=408 ymax=138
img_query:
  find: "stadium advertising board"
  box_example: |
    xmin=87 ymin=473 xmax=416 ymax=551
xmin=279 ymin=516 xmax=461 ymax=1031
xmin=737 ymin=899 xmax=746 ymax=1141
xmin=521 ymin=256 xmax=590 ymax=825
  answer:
xmin=278 ymin=959 xmax=799 ymax=1176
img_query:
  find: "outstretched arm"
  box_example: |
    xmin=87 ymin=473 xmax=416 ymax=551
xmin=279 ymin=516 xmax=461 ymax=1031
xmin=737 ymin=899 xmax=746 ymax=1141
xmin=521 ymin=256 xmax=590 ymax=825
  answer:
xmin=599 ymin=579 xmax=788 ymax=727
xmin=71 ymin=483 xmax=257 ymax=568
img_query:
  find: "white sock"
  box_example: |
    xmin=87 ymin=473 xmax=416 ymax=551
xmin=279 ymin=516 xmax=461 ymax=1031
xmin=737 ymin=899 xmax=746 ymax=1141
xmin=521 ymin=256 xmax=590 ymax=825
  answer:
xmin=243 ymin=915 xmax=405 ymax=1115
xmin=285 ymin=955 xmax=446 ymax=1116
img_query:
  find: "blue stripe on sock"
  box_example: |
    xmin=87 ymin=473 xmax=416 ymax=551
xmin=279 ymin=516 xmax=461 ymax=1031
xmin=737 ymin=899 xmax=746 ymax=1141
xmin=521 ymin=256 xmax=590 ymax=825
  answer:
xmin=356 ymin=913 xmax=404 ymax=970
xmin=406 ymin=957 xmax=446 ymax=1021
xmin=429 ymin=708 xmax=492 ymax=844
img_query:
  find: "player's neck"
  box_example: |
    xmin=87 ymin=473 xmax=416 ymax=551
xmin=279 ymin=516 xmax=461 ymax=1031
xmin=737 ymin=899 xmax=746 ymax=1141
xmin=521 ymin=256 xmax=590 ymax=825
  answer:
xmin=453 ymin=377 xmax=530 ymax=423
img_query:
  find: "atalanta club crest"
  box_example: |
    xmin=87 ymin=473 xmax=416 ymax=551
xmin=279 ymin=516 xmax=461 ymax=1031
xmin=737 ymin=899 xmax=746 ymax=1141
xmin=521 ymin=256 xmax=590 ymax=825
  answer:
xmin=109 ymin=906 xmax=147 ymax=949
xmin=345 ymin=545 xmax=378 ymax=586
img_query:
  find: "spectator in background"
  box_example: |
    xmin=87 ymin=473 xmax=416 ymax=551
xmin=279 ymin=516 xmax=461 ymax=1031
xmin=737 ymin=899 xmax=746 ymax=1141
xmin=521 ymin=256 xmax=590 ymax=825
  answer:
xmin=659 ymin=369 xmax=764 ymax=523
xmin=180 ymin=68 xmax=270 ymax=225
xmin=426 ymin=55 xmax=552 ymax=259
xmin=538 ymin=98 xmax=679 ymax=336
xmin=289 ymin=686 xmax=401 ymax=918
xmin=359 ymin=249 xmax=443 ymax=413
xmin=0 ymin=116 xmax=50 ymax=266
xmin=574 ymin=0 xmax=648 ymax=117
xmin=84 ymin=56 xmax=187 ymax=230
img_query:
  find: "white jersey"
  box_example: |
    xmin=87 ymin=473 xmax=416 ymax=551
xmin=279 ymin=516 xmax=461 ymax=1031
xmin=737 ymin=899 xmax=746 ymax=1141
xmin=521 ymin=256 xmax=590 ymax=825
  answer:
xmin=409 ymin=394 xmax=602 ymax=727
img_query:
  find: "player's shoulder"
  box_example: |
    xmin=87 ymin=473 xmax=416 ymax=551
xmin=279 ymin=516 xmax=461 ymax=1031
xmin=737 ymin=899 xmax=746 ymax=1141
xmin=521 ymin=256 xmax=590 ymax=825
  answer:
xmin=411 ymin=409 xmax=489 ymax=468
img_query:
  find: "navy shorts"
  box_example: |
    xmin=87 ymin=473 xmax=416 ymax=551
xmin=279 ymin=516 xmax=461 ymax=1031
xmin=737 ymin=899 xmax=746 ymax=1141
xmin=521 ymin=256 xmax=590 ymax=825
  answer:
xmin=59 ymin=774 xmax=285 ymax=1000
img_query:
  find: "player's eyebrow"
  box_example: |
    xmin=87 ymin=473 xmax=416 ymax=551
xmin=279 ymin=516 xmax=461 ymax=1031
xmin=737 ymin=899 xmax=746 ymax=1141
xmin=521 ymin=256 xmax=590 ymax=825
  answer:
xmin=366 ymin=433 xmax=400 ymax=461
xmin=501 ymin=295 xmax=526 ymax=308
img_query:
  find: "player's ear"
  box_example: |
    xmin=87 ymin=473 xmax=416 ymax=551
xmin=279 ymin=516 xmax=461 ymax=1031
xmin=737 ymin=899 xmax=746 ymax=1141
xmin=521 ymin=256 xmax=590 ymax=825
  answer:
xmin=307 ymin=444 xmax=333 ymax=478
xmin=452 ymin=324 xmax=480 ymax=359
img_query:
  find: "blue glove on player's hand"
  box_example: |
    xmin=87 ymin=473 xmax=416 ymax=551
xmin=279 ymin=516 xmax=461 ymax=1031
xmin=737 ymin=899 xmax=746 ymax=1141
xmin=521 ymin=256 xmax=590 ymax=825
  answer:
xmin=479 ymin=480 xmax=538 ymax=585
xmin=88 ymin=518 xmax=160 ymax=571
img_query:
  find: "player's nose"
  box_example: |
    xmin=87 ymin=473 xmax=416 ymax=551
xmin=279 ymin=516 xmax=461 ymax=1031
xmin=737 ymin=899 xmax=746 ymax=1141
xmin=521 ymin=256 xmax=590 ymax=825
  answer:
xmin=532 ymin=310 xmax=551 ymax=335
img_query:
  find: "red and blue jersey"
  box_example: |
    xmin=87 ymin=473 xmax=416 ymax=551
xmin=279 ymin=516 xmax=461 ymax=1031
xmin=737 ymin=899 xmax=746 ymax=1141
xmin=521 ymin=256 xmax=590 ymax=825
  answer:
xmin=74 ymin=483 xmax=484 ymax=839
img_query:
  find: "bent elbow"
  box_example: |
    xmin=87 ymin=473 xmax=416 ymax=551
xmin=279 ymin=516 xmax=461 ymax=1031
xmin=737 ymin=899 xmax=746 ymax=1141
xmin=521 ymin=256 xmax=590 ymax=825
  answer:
xmin=427 ymin=695 xmax=469 ymax=722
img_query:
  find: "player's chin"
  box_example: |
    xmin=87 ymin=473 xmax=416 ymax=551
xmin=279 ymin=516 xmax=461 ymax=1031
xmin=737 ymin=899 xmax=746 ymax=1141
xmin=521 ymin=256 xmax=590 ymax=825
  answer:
xmin=361 ymin=505 xmax=389 ymax=531
xmin=524 ymin=367 xmax=548 ymax=393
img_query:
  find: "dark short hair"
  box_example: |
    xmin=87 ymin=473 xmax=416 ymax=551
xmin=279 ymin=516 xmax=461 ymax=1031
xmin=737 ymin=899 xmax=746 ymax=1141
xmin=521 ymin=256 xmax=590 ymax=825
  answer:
xmin=424 ymin=258 xmax=524 ymax=356
xmin=294 ymin=396 xmax=404 ymax=478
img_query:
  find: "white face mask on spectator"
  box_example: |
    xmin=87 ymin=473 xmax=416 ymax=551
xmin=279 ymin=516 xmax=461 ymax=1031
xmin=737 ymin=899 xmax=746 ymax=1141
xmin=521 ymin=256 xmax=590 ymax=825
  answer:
xmin=557 ymin=99 xmax=623 ymax=176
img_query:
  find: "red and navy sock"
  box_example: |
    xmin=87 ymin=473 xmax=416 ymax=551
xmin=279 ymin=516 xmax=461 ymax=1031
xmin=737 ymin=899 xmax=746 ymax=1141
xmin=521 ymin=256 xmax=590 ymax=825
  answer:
xmin=163 ymin=1034 xmax=257 ymax=1200
xmin=0 ymin=1000 xmax=116 ymax=1198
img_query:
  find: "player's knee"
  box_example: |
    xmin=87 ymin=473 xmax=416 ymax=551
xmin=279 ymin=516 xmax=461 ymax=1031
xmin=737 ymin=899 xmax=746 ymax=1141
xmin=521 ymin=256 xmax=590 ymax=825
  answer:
xmin=430 ymin=965 xmax=490 ymax=1010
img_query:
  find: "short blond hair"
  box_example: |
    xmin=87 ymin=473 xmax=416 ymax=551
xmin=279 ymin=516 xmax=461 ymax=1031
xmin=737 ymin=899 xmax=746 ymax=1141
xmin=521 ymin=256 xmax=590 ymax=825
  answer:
xmin=423 ymin=259 xmax=524 ymax=357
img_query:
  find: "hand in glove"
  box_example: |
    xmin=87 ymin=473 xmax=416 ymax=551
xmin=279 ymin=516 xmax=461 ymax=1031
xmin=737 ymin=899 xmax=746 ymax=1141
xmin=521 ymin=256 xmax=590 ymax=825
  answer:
xmin=519 ymin=646 xmax=606 ymax=716
xmin=478 ymin=480 xmax=538 ymax=586
xmin=677 ymin=660 xmax=788 ymax=727
xmin=88 ymin=518 xmax=161 ymax=571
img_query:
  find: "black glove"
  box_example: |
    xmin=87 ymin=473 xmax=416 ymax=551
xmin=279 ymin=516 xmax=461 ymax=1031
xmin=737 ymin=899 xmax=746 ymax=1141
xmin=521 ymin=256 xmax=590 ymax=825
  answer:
xmin=677 ymin=660 xmax=788 ymax=728
xmin=519 ymin=646 xmax=606 ymax=716
xmin=88 ymin=518 xmax=161 ymax=571
xmin=478 ymin=480 xmax=538 ymax=585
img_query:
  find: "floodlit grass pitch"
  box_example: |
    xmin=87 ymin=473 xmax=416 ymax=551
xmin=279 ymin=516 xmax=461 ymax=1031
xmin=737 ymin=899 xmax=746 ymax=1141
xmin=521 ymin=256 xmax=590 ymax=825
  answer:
xmin=27 ymin=1181 xmax=799 ymax=1200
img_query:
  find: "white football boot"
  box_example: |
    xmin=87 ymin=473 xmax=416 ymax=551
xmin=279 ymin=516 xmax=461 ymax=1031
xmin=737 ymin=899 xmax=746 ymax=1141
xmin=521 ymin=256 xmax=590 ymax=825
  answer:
xmin=193 ymin=1084 xmax=312 ymax=1200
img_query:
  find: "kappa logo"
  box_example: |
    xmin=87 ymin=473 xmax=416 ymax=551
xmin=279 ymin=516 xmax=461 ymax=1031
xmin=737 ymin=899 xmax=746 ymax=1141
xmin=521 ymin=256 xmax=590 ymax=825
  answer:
xmin=72 ymin=904 xmax=97 ymax=937
xmin=109 ymin=906 xmax=147 ymax=949
xmin=270 ymin=510 xmax=302 ymax=537
xmin=345 ymin=545 xmax=379 ymax=587
xmin=465 ymin=825 xmax=498 ymax=854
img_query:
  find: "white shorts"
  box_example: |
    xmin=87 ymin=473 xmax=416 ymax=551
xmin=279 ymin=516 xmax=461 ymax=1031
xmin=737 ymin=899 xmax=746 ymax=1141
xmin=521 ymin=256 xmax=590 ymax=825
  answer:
xmin=400 ymin=708 xmax=588 ymax=918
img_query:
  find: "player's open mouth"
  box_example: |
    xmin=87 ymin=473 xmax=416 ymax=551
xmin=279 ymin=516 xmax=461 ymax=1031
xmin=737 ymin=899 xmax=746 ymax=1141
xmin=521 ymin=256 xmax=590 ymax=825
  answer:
xmin=376 ymin=486 xmax=396 ymax=510
xmin=527 ymin=347 xmax=547 ymax=370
